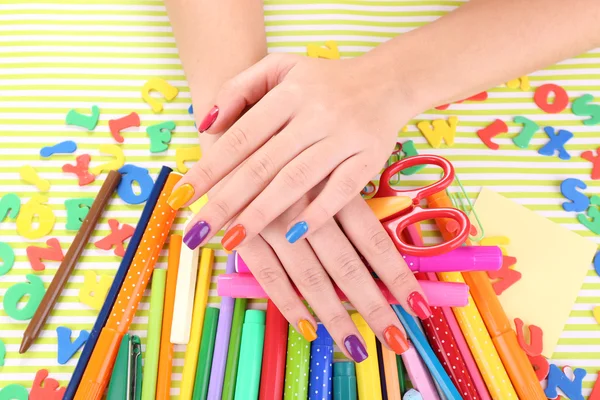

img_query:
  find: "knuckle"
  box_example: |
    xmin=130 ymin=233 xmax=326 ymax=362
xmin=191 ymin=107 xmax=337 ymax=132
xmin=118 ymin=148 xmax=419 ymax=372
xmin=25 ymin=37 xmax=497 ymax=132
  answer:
xmin=194 ymin=164 xmax=214 ymax=184
xmin=275 ymin=300 xmax=296 ymax=315
xmin=336 ymin=175 xmax=357 ymax=197
xmin=367 ymin=229 xmax=395 ymax=256
xmin=364 ymin=302 xmax=389 ymax=323
xmin=282 ymin=161 xmax=311 ymax=189
xmin=244 ymin=205 xmax=267 ymax=227
xmin=297 ymin=263 xmax=329 ymax=292
xmin=326 ymin=312 xmax=349 ymax=329
xmin=210 ymin=199 xmax=230 ymax=221
xmin=225 ymin=127 xmax=250 ymax=154
xmin=247 ymin=153 xmax=275 ymax=186
xmin=389 ymin=268 xmax=415 ymax=289
xmin=255 ymin=265 xmax=285 ymax=286
xmin=335 ymin=251 xmax=365 ymax=283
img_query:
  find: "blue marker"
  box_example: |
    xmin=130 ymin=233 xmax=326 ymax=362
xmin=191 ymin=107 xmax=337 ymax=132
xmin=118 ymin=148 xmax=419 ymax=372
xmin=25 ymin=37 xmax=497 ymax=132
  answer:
xmin=392 ymin=305 xmax=461 ymax=400
xmin=63 ymin=167 xmax=172 ymax=400
xmin=309 ymin=324 xmax=334 ymax=400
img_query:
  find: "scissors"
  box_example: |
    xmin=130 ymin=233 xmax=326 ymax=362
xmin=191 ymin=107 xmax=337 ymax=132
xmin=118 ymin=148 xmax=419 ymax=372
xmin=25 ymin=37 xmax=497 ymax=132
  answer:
xmin=366 ymin=154 xmax=470 ymax=257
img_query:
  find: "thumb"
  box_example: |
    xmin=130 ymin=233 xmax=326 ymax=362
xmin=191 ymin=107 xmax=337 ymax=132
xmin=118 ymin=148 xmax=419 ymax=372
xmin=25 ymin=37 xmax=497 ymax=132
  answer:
xmin=198 ymin=53 xmax=301 ymax=134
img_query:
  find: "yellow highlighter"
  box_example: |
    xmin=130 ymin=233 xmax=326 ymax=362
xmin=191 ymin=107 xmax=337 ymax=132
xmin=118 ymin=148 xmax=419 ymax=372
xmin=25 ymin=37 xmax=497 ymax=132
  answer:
xmin=438 ymin=272 xmax=518 ymax=400
xmin=351 ymin=313 xmax=382 ymax=400
xmin=179 ymin=247 xmax=215 ymax=400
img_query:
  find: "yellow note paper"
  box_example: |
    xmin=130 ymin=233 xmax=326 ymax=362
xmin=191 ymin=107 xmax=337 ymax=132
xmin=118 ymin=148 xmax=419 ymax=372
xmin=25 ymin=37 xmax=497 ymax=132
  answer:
xmin=473 ymin=188 xmax=597 ymax=357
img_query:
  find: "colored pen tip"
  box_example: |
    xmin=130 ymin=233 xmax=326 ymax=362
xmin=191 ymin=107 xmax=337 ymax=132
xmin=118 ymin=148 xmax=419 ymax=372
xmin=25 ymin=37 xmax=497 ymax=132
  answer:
xmin=19 ymin=339 xmax=31 ymax=354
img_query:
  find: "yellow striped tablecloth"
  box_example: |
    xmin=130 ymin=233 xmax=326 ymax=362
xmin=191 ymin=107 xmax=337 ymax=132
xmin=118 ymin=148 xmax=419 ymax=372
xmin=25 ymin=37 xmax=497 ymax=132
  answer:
xmin=0 ymin=0 xmax=599 ymax=397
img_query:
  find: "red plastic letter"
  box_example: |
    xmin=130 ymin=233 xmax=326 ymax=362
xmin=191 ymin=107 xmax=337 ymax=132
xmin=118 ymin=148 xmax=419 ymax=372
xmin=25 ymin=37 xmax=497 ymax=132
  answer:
xmin=62 ymin=154 xmax=95 ymax=186
xmin=26 ymin=238 xmax=64 ymax=271
xmin=534 ymin=84 xmax=569 ymax=114
xmin=477 ymin=119 xmax=508 ymax=150
xmin=108 ymin=112 xmax=140 ymax=143
xmin=514 ymin=317 xmax=543 ymax=356
xmin=581 ymin=147 xmax=600 ymax=180
xmin=94 ymin=219 xmax=135 ymax=257
xmin=487 ymin=255 xmax=521 ymax=295
xmin=30 ymin=369 xmax=66 ymax=400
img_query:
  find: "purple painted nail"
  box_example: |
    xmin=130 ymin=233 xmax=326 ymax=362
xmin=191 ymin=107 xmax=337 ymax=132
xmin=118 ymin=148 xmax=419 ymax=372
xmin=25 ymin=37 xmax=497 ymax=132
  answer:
xmin=344 ymin=335 xmax=368 ymax=363
xmin=183 ymin=221 xmax=210 ymax=249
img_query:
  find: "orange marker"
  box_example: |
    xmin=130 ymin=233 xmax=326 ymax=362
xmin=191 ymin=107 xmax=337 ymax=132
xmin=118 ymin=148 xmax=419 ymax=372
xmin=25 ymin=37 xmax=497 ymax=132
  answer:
xmin=427 ymin=190 xmax=546 ymax=400
xmin=74 ymin=173 xmax=181 ymax=400
xmin=156 ymin=234 xmax=182 ymax=400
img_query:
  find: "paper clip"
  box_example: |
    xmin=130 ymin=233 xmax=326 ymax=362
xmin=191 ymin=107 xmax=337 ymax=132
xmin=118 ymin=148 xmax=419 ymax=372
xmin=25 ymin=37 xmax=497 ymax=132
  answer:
xmin=445 ymin=174 xmax=485 ymax=241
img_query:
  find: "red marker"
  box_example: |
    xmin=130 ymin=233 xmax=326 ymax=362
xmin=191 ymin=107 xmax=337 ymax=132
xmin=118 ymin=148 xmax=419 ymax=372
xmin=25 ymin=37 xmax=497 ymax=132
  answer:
xmin=259 ymin=301 xmax=289 ymax=400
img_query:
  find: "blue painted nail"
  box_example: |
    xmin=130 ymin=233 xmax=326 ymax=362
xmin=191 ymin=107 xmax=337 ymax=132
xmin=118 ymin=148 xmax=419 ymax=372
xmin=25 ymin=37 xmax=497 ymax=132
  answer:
xmin=285 ymin=221 xmax=308 ymax=243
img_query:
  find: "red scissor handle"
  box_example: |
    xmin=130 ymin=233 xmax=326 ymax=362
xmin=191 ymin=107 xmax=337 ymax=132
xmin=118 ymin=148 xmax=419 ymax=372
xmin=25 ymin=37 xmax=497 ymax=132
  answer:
xmin=383 ymin=206 xmax=470 ymax=256
xmin=376 ymin=155 xmax=455 ymax=201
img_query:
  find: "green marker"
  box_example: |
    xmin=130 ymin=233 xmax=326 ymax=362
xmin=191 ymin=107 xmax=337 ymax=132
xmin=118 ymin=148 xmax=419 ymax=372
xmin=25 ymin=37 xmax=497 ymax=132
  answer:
xmin=193 ymin=307 xmax=220 ymax=400
xmin=396 ymin=354 xmax=406 ymax=395
xmin=222 ymin=298 xmax=247 ymax=400
xmin=141 ymin=269 xmax=166 ymax=400
xmin=333 ymin=361 xmax=358 ymax=400
xmin=234 ymin=310 xmax=266 ymax=400
xmin=283 ymin=324 xmax=310 ymax=399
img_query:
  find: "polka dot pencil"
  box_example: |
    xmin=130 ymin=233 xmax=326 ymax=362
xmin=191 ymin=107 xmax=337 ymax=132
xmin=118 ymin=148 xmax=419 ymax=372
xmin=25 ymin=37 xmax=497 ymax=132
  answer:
xmin=74 ymin=173 xmax=181 ymax=400
xmin=284 ymin=324 xmax=311 ymax=399
xmin=308 ymin=324 xmax=334 ymax=400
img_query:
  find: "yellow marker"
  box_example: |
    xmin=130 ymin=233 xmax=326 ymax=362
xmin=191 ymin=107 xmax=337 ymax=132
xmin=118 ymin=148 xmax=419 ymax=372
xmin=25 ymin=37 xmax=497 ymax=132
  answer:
xmin=90 ymin=144 xmax=125 ymax=175
xmin=188 ymin=194 xmax=208 ymax=214
xmin=351 ymin=313 xmax=382 ymax=400
xmin=307 ymin=40 xmax=340 ymax=59
xmin=78 ymin=271 xmax=112 ymax=310
xmin=16 ymin=195 xmax=55 ymax=239
xmin=417 ymin=116 xmax=458 ymax=148
xmin=141 ymin=77 xmax=178 ymax=113
xmin=438 ymin=271 xmax=518 ymax=399
xmin=179 ymin=247 xmax=214 ymax=400
xmin=175 ymin=146 xmax=201 ymax=174
xmin=20 ymin=165 xmax=50 ymax=192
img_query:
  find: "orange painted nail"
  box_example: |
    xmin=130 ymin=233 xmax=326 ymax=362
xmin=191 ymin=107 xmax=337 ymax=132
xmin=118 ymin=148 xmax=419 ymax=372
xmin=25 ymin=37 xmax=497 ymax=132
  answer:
xmin=383 ymin=325 xmax=409 ymax=355
xmin=297 ymin=319 xmax=317 ymax=342
xmin=221 ymin=224 xmax=246 ymax=251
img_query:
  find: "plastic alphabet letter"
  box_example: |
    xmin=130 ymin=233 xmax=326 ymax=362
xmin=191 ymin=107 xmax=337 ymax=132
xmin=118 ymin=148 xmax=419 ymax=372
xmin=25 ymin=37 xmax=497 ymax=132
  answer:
xmin=0 ymin=338 xmax=5 ymax=366
xmin=528 ymin=353 xmax=550 ymax=381
xmin=594 ymin=251 xmax=600 ymax=277
xmin=512 ymin=116 xmax=540 ymax=149
xmin=417 ymin=116 xmax=458 ymax=148
xmin=0 ymin=193 xmax=20 ymax=223
xmin=534 ymin=84 xmax=569 ymax=114
xmin=30 ymin=369 xmax=66 ymax=400
xmin=487 ymin=255 xmax=521 ymax=295
xmin=146 ymin=121 xmax=176 ymax=153
xmin=514 ymin=318 xmax=543 ymax=356
xmin=94 ymin=219 xmax=135 ymax=257
xmin=108 ymin=112 xmax=140 ymax=143
xmin=477 ymin=119 xmax=508 ymax=150
xmin=3 ymin=274 xmax=46 ymax=321
xmin=16 ymin=195 xmax=55 ymax=239
xmin=577 ymin=195 xmax=600 ymax=234
xmin=90 ymin=144 xmax=125 ymax=176
xmin=62 ymin=154 xmax=95 ymax=186
xmin=572 ymin=94 xmax=600 ymax=126
xmin=538 ymin=127 xmax=573 ymax=160
xmin=26 ymin=238 xmax=64 ymax=272
xmin=65 ymin=105 xmax=100 ymax=131
xmin=64 ymin=198 xmax=94 ymax=231
xmin=506 ymin=76 xmax=531 ymax=91
xmin=0 ymin=384 xmax=28 ymax=400
xmin=435 ymin=91 xmax=488 ymax=110
xmin=40 ymin=140 xmax=77 ymax=157
xmin=79 ymin=270 xmax=113 ymax=310
xmin=581 ymin=147 xmax=600 ymax=180
xmin=56 ymin=327 xmax=89 ymax=365
xmin=0 ymin=242 xmax=15 ymax=276
xmin=142 ymin=78 xmax=178 ymax=113
xmin=560 ymin=178 xmax=590 ymax=212
xmin=398 ymin=140 xmax=425 ymax=176
xmin=544 ymin=365 xmax=585 ymax=400
xmin=307 ymin=40 xmax=340 ymax=59
xmin=175 ymin=145 xmax=201 ymax=174
xmin=20 ymin=165 xmax=50 ymax=192
xmin=117 ymin=164 xmax=154 ymax=204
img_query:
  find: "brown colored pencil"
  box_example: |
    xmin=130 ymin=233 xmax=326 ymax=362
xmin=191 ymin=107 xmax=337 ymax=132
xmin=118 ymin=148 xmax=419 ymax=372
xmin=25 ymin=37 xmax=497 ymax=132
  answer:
xmin=19 ymin=170 xmax=121 ymax=354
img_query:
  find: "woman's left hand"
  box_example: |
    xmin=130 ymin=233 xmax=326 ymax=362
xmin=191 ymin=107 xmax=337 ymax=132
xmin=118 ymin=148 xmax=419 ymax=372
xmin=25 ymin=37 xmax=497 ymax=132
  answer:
xmin=167 ymin=52 xmax=416 ymax=250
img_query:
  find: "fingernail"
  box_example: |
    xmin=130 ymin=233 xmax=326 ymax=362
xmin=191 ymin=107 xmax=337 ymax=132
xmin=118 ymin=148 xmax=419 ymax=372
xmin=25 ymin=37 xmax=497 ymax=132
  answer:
xmin=221 ymin=224 xmax=246 ymax=251
xmin=297 ymin=319 xmax=317 ymax=342
xmin=383 ymin=325 xmax=409 ymax=355
xmin=344 ymin=335 xmax=368 ymax=363
xmin=167 ymin=183 xmax=195 ymax=210
xmin=198 ymin=105 xmax=219 ymax=133
xmin=183 ymin=221 xmax=210 ymax=249
xmin=285 ymin=221 xmax=308 ymax=244
xmin=407 ymin=291 xmax=432 ymax=320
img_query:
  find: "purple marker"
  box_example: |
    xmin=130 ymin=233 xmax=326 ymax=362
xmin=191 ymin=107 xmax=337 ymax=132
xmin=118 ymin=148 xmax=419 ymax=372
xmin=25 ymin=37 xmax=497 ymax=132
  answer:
xmin=207 ymin=252 xmax=237 ymax=399
xmin=236 ymin=246 xmax=502 ymax=274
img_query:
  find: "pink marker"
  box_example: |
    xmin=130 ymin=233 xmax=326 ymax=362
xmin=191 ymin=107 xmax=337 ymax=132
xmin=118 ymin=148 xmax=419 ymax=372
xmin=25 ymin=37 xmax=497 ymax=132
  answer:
xmin=236 ymin=246 xmax=502 ymax=274
xmin=217 ymin=273 xmax=468 ymax=308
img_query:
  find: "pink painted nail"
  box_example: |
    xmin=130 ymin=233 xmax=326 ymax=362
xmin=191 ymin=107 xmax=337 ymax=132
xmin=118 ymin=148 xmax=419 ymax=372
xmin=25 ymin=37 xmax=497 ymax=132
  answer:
xmin=198 ymin=105 xmax=219 ymax=133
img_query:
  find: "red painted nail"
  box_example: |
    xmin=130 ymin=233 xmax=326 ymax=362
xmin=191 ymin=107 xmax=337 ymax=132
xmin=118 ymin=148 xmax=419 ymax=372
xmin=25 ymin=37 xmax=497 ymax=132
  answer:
xmin=407 ymin=291 xmax=432 ymax=320
xmin=198 ymin=105 xmax=219 ymax=133
xmin=221 ymin=224 xmax=246 ymax=251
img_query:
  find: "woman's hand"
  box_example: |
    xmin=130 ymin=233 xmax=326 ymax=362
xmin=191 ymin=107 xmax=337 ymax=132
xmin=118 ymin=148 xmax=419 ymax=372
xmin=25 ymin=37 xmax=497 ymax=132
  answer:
xmin=167 ymin=53 xmax=416 ymax=251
